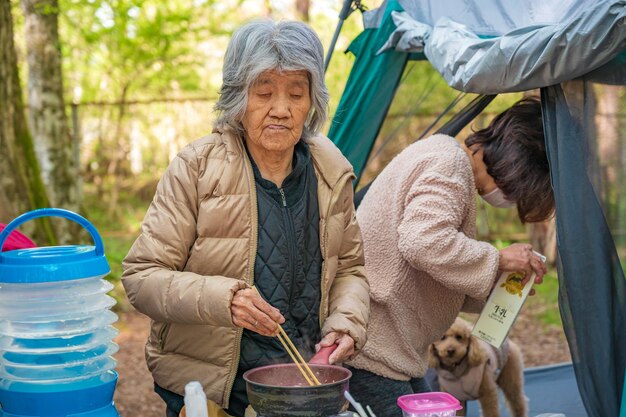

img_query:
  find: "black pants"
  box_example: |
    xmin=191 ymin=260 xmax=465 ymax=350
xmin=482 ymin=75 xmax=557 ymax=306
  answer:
xmin=345 ymin=366 xmax=432 ymax=417
xmin=154 ymin=384 xmax=184 ymax=417
xmin=165 ymin=405 xmax=179 ymax=417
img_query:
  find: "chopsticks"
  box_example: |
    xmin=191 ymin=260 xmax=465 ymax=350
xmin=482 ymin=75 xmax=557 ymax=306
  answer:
xmin=251 ymin=286 xmax=321 ymax=386
xmin=276 ymin=328 xmax=321 ymax=386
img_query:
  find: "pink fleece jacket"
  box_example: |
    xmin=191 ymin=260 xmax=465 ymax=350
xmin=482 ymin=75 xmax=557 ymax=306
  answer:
xmin=347 ymin=134 xmax=500 ymax=380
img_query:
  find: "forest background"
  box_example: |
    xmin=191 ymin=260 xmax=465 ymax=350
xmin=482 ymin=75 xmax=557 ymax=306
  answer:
xmin=1 ymin=0 xmax=568 ymax=415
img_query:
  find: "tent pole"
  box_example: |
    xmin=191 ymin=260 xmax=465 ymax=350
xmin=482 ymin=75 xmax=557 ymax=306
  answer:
xmin=324 ymin=0 xmax=356 ymax=73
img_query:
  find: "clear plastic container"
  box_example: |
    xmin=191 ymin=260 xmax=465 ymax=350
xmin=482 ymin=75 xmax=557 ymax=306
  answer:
xmin=0 ymin=208 xmax=120 ymax=416
xmin=0 ymin=275 xmax=119 ymax=386
xmin=397 ymin=392 xmax=462 ymax=417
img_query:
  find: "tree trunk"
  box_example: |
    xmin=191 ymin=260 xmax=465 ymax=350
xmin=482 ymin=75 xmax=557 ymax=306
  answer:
xmin=0 ymin=0 xmax=56 ymax=245
xmin=527 ymin=219 xmax=557 ymax=266
xmin=596 ymin=86 xmax=620 ymax=223
xmin=106 ymin=87 xmax=128 ymax=218
xmin=263 ymin=0 xmax=273 ymax=16
xmin=22 ymin=0 xmax=81 ymax=244
xmin=295 ymin=0 xmax=310 ymax=21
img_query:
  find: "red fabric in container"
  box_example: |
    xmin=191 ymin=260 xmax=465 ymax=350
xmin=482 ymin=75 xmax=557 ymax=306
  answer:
xmin=0 ymin=224 xmax=37 ymax=251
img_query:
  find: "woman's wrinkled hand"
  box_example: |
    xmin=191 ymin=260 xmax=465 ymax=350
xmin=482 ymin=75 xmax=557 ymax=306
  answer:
xmin=230 ymin=288 xmax=285 ymax=336
xmin=315 ymin=332 xmax=355 ymax=364
xmin=498 ymin=243 xmax=547 ymax=296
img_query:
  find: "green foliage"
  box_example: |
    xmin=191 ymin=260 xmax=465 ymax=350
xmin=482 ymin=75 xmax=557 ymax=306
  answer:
xmin=102 ymin=233 xmax=136 ymax=310
xmin=82 ymin=181 xmax=150 ymax=232
xmin=34 ymin=2 xmax=60 ymax=15
xmin=386 ymin=61 xmax=462 ymax=117
xmin=102 ymin=234 xmax=134 ymax=283
xmin=526 ymin=272 xmax=562 ymax=327
xmin=60 ymin=0 xmax=205 ymax=102
xmin=10 ymin=0 xmax=564 ymax=325
xmin=476 ymin=198 xmax=528 ymax=242
xmin=319 ymin=10 xmax=364 ymax=121
xmin=85 ymin=184 xmax=148 ymax=309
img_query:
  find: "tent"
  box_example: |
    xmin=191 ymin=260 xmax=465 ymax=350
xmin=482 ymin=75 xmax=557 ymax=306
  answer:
xmin=325 ymin=1 xmax=626 ymax=416
xmin=465 ymin=363 xmax=585 ymax=417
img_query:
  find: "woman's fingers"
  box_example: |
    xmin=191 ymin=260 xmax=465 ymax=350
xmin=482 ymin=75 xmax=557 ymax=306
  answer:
xmin=230 ymin=288 xmax=284 ymax=336
xmin=318 ymin=331 xmax=355 ymax=364
xmin=499 ymin=243 xmax=547 ymax=286
xmin=328 ymin=334 xmax=354 ymax=364
xmin=317 ymin=332 xmax=339 ymax=349
xmin=231 ymin=306 xmax=278 ymax=336
xmin=530 ymin=254 xmax=546 ymax=281
xmin=499 ymin=243 xmax=546 ymax=276
xmin=251 ymin=293 xmax=285 ymax=324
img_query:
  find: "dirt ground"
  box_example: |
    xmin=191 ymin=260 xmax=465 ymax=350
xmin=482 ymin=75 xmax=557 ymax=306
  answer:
xmin=112 ymin=306 xmax=571 ymax=417
xmin=113 ymin=310 xmax=165 ymax=416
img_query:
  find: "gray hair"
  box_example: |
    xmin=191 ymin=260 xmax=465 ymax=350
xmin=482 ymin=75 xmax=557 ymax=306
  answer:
xmin=214 ymin=19 xmax=329 ymax=139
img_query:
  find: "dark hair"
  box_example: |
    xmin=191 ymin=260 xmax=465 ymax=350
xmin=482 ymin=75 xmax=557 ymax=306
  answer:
xmin=465 ymin=97 xmax=554 ymax=223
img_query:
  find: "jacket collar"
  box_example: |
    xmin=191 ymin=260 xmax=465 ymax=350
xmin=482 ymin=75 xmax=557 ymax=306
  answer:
xmin=213 ymin=123 xmax=354 ymax=190
xmin=305 ymin=134 xmax=354 ymax=189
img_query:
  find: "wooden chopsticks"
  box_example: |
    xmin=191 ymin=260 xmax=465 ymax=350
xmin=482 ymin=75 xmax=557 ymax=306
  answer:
xmin=251 ymin=286 xmax=321 ymax=386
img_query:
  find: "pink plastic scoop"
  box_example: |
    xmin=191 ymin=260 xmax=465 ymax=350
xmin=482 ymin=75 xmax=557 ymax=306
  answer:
xmin=309 ymin=344 xmax=338 ymax=365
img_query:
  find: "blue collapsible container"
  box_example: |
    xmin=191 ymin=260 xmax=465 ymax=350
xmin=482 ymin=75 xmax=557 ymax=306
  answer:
xmin=0 ymin=208 xmax=119 ymax=417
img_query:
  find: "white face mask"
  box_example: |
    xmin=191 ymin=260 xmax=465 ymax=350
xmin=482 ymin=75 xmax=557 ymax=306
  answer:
xmin=481 ymin=187 xmax=516 ymax=208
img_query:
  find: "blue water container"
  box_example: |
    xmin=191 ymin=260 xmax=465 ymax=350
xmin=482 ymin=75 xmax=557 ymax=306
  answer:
xmin=0 ymin=208 xmax=119 ymax=417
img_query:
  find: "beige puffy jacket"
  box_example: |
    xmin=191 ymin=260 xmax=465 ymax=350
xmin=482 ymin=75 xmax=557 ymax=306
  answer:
xmin=122 ymin=125 xmax=369 ymax=407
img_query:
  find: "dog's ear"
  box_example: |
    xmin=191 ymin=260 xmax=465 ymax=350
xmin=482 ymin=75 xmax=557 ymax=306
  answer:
xmin=428 ymin=343 xmax=440 ymax=368
xmin=467 ymin=335 xmax=487 ymax=367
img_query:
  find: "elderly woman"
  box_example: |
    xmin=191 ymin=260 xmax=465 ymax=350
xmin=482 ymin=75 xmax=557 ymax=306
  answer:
xmin=122 ymin=20 xmax=369 ymax=417
xmin=345 ymin=97 xmax=554 ymax=416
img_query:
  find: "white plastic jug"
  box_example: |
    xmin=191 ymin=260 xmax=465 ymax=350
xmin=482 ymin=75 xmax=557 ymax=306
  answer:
xmin=184 ymin=381 xmax=209 ymax=417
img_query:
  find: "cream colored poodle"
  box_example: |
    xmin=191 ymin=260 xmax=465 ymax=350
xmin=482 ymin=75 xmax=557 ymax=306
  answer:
xmin=428 ymin=318 xmax=527 ymax=417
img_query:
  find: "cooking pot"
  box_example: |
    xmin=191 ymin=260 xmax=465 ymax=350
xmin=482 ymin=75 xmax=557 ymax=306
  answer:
xmin=243 ymin=363 xmax=351 ymax=417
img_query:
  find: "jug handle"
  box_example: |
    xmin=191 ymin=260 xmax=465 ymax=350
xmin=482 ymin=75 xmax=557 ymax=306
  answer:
xmin=0 ymin=208 xmax=104 ymax=256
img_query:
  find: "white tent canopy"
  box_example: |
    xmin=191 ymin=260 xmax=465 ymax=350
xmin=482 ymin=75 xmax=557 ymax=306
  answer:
xmin=370 ymin=0 xmax=626 ymax=93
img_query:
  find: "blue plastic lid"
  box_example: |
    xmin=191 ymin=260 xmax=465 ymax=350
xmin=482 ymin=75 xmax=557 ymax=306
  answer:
xmin=0 ymin=209 xmax=110 ymax=283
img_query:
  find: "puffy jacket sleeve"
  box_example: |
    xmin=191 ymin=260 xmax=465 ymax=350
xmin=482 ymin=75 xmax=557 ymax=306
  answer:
xmin=122 ymin=146 xmax=247 ymax=327
xmin=396 ymin=157 xmax=500 ymax=300
xmin=321 ymin=179 xmax=370 ymax=354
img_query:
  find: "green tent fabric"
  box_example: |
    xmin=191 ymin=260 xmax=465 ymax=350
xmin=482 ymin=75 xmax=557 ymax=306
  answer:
xmin=327 ymin=0 xmax=408 ymax=181
xmin=542 ymin=82 xmax=626 ymax=417
xmin=622 ymin=371 xmax=626 ymax=417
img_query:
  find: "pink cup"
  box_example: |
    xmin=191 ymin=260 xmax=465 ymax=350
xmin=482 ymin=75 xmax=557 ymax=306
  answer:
xmin=397 ymin=392 xmax=462 ymax=417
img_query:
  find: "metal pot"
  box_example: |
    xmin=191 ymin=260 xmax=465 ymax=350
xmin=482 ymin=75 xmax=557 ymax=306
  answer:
xmin=243 ymin=363 xmax=351 ymax=417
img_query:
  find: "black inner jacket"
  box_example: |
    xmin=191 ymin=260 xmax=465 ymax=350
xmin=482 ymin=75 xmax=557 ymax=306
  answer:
xmin=227 ymin=139 xmax=323 ymax=417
